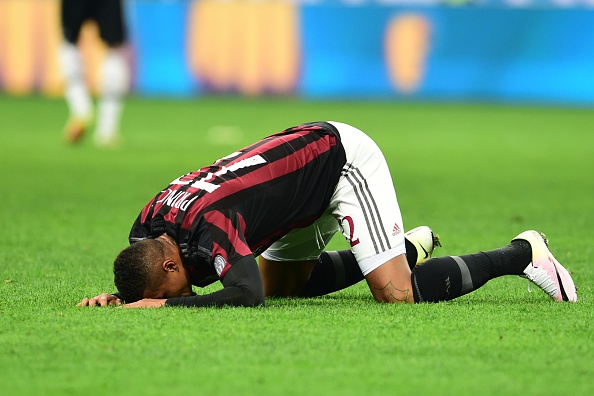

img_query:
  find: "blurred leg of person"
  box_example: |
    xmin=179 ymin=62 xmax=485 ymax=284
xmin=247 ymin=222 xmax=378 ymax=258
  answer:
xmin=94 ymin=0 xmax=128 ymax=147
xmin=60 ymin=0 xmax=128 ymax=146
xmin=95 ymin=46 xmax=128 ymax=147
xmin=60 ymin=0 xmax=93 ymax=143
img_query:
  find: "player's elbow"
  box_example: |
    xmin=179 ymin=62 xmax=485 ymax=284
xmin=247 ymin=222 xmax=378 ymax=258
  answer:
xmin=233 ymin=286 xmax=266 ymax=308
xmin=240 ymin=287 xmax=266 ymax=307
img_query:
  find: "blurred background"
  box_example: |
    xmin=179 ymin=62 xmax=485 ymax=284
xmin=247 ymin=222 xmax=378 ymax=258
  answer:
xmin=1 ymin=0 xmax=593 ymax=105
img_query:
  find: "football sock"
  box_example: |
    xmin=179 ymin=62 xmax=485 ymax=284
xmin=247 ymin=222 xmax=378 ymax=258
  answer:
xmin=411 ymin=240 xmax=531 ymax=302
xmin=60 ymin=42 xmax=92 ymax=120
xmin=301 ymin=250 xmax=362 ymax=297
xmin=95 ymin=47 xmax=128 ymax=143
xmin=301 ymin=240 xmax=421 ymax=297
xmin=404 ymin=238 xmax=418 ymax=270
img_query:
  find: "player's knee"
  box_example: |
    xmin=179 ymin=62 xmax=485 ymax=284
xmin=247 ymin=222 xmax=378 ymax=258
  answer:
xmin=369 ymin=279 xmax=414 ymax=303
xmin=243 ymin=289 xmax=266 ymax=307
xmin=372 ymin=290 xmax=411 ymax=304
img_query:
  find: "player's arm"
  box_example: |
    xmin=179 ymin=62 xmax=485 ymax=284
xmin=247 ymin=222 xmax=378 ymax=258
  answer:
xmin=163 ymin=209 xmax=265 ymax=308
xmin=132 ymin=256 xmax=265 ymax=308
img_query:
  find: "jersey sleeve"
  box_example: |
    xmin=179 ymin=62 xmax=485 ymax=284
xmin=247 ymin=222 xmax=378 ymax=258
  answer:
xmin=164 ymin=209 xmax=265 ymax=307
xmin=165 ymin=255 xmax=264 ymax=308
xmin=201 ymin=209 xmax=253 ymax=279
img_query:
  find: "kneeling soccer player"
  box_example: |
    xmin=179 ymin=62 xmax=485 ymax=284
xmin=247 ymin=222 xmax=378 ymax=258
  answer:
xmin=78 ymin=121 xmax=577 ymax=308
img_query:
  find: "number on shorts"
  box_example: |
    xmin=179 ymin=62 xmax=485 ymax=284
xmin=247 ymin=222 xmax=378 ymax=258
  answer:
xmin=341 ymin=216 xmax=360 ymax=247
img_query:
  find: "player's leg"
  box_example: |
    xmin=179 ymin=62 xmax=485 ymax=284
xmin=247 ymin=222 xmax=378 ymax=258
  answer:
xmin=94 ymin=46 xmax=128 ymax=147
xmin=364 ymin=254 xmax=414 ymax=302
xmin=260 ymin=240 xmax=430 ymax=298
xmin=331 ymin=122 xmax=577 ymax=303
xmin=258 ymin=212 xmax=437 ymax=297
xmin=259 ymin=257 xmax=317 ymax=297
xmin=410 ymin=239 xmax=528 ymax=302
xmin=94 ymin=0 xmax=128 ymax=147
xmin=411 ymin=230 xmax=577 ymax=302
xmin=327 ymin=121 xmax=412 ymax=303
xmin=60 ymin=0 xmax=93 ymax=143
xmin=299 ymin=226 xmax=440 ymax=298
xmin=259 ymin=214 xmax=340 ymax=297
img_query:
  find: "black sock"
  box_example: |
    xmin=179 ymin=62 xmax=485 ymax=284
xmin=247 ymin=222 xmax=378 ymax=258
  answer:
xmin=301 ymin=250 xmax=364 ymax=297
xmin=301 ymin=237 xmax=422 ymax=297
xmin=404 ymin=238 xmax=418 ymax=270
xmin=411 ymin=240 xmax=531 ymax=302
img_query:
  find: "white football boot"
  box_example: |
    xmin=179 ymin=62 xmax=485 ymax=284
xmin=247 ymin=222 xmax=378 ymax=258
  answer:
xmin=513 ymin=230 xmax=577 ymax=302
xmin=405 ymin=226 xmax=441 ymax=265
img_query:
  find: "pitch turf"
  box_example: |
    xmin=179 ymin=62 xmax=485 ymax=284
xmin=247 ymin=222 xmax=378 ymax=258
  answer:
xmin=0 ymin=95 xmax=592 ymax=395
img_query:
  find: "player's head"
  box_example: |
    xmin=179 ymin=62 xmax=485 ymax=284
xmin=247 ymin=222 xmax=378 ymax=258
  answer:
xmin=113 ymin=234 xmax=192 ymax=303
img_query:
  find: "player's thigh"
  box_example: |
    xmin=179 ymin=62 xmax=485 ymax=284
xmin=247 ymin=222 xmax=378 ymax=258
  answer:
xmin=259 ymin=214 xmax=339 ymax=297
xmin=259 ymin=257 xmax=317 ymax=297
xmin=329 ymin=123 xmax=406 ymax=276
xmin=261 ymin=213 xmax=339 ymax=263
xmin=61 ymin=0 xmax=89 ymax=43
xmin=95 ymin=0 xmax=127 ymax=46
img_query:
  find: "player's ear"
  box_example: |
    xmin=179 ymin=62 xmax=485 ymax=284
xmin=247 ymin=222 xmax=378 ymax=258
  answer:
xmin=162 ymin=259 xmax=179 ymax=273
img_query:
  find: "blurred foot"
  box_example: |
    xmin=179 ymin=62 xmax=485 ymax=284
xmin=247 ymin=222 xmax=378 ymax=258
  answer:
xmin=64 ymin=117 xmax=91 ymax=144
xmin=94 ymin=132 xmax=122 ymax=149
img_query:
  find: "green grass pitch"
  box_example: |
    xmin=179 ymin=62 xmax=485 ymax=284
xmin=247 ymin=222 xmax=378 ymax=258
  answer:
xmin=1 ymin=95 xmax=593 ymax=395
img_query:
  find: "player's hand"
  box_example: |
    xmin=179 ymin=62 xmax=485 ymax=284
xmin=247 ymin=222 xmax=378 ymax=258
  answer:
xmin=77 ymin=293 xmax=122 ymax=307
xmin=123 ymin=299 xmax=166 ymax=308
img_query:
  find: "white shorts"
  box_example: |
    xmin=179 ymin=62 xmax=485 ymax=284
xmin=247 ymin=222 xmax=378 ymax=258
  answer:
xmin=260 ymin=121 xmax=406 ymax=276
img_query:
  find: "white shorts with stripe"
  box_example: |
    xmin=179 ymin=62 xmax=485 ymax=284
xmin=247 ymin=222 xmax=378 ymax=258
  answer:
xmin=260 ymin=121 xmax=406 ymax=276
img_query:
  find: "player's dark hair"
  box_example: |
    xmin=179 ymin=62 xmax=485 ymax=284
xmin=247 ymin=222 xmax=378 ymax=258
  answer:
xmin=113 ymin=239 xmax=165 ymax=303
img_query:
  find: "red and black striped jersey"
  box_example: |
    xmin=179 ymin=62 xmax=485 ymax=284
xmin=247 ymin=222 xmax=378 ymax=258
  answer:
xmin=129 ymin=122 xmax=347 ymax=287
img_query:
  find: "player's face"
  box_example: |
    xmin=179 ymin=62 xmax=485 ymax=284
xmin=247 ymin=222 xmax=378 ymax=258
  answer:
xmin=144 ymin=276 xmax=192 ymax=299
xmin=143 ymin=234 xmax=193 ymax=299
